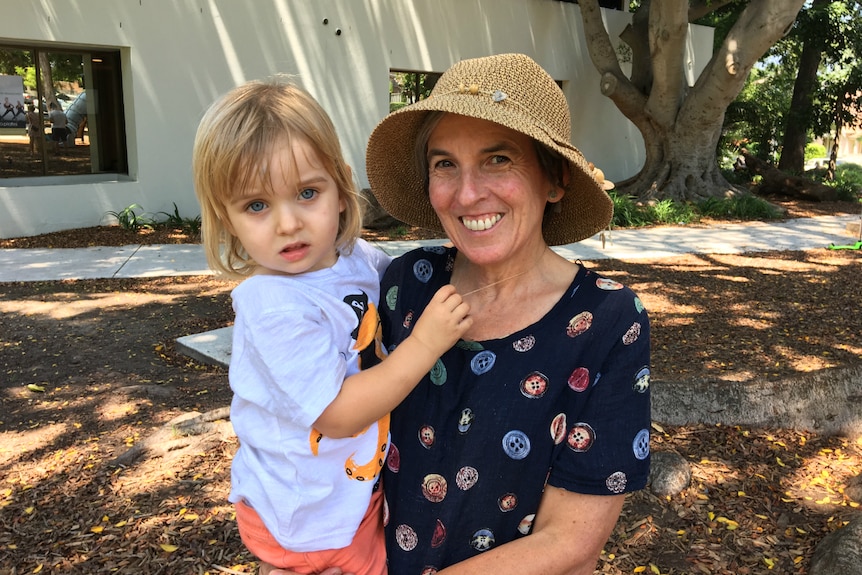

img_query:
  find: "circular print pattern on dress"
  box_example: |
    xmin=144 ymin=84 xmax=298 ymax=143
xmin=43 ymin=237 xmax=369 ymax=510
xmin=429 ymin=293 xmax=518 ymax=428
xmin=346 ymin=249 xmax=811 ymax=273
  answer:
xmin=633 ymin=365 xmax=650 ymax=393
xmin=622 ymin=322 xmax=641 ymax=345
xmin=385 ymin=286 xmax=398 ymax=311
xmin=458 ymin=408 xmax=474 ymax=433
xmin=596 ymin=277 xmax=623 ymax=290
xmin=498 ymin=492 xmax=518 ymax=512
xmin=402 ymin=310 xmax=414 ymax=328
xmin=455 ymin=466 xmax=479 ymax=490
xmin=418 ymin=425 xmax=435 ymax=449
xmin=423 ymin=245 xmax=447 ymax=254
xmin=430 ymin=359 xmax=447 ymax=386
xmin=387 ymin=443 xmax=400 ymax=473
xmin=395 ymin=524 xmax=418 ymax=551
xmin=470 ymin=350 xmax=496 ymax=375
xmin=567 ymin=422 xmax=596 ymax=452
xmin=517 ymin=514 xmax=535 ymax=535
xmin=413 ymin=259 xmax=433 ymax=283
xmin=566 ymin=311 xmax=593 ymax=338
xmin=567 ymin=366 xmax=590 ymax=392
xmin=431 ymin=519 xmax=446 ymax=548
xmin=422 ymin=473 xmax=448 ymax=502
xmin=632 ymin=428 xmax=650 ymax=460
xmin=606 ymin=471 xmax=628 ymax=494
xmin=512 ymin=335 xmax=536 ymax=352
xmin=550 ymin=413 xmax=567 ymax=444
xmin=502 ymin=430 xmax=531 ymax=460
xmin=470 ymin=528 xmax=495 ymax=551
xmin=520 ymin=371 xmax=549 ymax=399
xmin=634 ymin=296 xmax=645 ymax=313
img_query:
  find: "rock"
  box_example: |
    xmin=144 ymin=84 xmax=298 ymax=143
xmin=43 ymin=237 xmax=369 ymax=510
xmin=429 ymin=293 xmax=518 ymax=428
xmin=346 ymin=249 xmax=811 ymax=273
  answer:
xmin=810 ymin=514 xmax=862 ymax=575
xmin=648 ymin=450 xmax=691 ymax=497
xmin=846 ymin=474 xmax=862 ymax=503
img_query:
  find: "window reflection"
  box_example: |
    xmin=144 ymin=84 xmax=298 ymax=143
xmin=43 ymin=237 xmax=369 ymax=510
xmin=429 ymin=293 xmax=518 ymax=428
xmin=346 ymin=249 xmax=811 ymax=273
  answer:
xmin=0 ymin=46 xmax=127 ymax=179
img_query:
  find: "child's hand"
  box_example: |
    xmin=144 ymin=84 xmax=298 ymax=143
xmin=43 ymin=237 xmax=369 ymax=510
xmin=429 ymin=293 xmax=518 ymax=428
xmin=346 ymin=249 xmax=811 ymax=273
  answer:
xmin=409 ymin=284 xmax=472 ymax=355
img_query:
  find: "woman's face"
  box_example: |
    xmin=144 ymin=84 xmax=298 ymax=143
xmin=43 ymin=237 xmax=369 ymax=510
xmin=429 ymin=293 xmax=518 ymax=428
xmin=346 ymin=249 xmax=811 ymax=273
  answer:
xmin=426 ymin=114 xmax=563 ymax=266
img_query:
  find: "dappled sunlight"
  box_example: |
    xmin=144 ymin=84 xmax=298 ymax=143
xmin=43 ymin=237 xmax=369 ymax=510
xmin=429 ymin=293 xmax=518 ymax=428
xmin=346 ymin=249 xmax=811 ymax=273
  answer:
xmin=0 ymin=421 xmax=70 ymax=463
xmin=772 ymin=344 xmax=838 ymax=373
xmin=782 ymin=435 xmax=862 ymax=513
xmin=710 ymin=253 xmax=838 ymax=273
xmin=591 ymin=250 xmax=861 ymax=383
xmin=617 ymin=424 xmax=862 ymax=574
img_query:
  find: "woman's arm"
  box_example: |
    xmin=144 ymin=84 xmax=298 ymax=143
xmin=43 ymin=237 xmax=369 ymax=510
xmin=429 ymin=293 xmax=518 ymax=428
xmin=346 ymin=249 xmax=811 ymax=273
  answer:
xmin=259 ymin=487 xmax=622 ymax=575
xmin=437 ymin=485 xmax=625 ymax=575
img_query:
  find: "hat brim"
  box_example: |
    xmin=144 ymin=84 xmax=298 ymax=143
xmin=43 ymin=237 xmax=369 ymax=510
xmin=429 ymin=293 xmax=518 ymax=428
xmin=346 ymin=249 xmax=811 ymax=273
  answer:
xmin=366 ymin=95 xmax=612 ymax=246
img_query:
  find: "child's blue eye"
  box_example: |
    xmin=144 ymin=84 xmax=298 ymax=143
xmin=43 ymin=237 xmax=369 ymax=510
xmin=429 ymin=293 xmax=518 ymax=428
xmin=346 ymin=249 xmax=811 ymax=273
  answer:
xmin=247 ymin=201 xmax=266 ymax=213
xmin=299 ymin=188 xmax=317 ymax=200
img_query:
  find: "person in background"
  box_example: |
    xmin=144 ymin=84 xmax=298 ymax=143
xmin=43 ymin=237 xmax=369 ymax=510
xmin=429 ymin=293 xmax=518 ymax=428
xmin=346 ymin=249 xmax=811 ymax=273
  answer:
xmin=192 ymin=77 xmax=471 ymax=575
xmin=25 ymin=103 xmax=41 ymax=156
xmin=48 ymin=101 xmax=68 ymax=153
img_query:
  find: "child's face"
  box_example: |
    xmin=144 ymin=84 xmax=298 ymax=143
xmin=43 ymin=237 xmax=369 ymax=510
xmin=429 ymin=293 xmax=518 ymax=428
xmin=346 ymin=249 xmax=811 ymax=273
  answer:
xmin=224 ymin=138 xmax=345 ymax=275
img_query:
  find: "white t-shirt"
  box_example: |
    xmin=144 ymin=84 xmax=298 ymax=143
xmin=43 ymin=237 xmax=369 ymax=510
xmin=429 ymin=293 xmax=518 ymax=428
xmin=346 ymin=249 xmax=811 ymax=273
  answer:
xmin=228 ymin=239 xmax=392 ymax=552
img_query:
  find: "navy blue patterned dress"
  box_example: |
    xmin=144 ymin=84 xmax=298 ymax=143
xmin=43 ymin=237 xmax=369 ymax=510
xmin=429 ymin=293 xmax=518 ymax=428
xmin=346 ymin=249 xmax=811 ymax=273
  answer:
xmin=380 ymin=246 xmax=651 ymax=574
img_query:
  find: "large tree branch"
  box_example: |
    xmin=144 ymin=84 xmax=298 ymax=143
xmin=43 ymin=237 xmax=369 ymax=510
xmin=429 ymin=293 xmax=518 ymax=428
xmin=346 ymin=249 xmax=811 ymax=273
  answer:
xmin=578 ymin=0 xmax=648 ymax=121
xmin=688 ymin=0 xmax=736 ymax=22
xmin=680 ymin=0 xmax=805 ymax=127
xmin=644 ymin=0 xmax=689 ymax=129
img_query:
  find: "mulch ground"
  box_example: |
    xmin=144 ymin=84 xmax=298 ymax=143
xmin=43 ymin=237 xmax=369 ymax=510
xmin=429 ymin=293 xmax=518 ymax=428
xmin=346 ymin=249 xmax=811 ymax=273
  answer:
xmin=0 ymin=198 xmax=861 ymax=574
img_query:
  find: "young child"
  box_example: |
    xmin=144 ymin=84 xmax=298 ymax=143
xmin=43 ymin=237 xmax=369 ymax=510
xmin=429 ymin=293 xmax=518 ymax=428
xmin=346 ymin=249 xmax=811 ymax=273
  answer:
xmin=192 ymin=78 xmax=471 ymax=575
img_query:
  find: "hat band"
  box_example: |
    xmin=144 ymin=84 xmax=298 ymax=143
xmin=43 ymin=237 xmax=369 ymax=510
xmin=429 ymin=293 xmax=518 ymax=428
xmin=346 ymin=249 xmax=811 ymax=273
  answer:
xmin=432 ymin=85 xmax=566 ymax=147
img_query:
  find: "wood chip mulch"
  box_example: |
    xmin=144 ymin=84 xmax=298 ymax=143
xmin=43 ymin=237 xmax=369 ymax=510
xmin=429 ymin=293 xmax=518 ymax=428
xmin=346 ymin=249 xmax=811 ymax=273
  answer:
xmin=1 ymin=200 xmax=861 ymax=574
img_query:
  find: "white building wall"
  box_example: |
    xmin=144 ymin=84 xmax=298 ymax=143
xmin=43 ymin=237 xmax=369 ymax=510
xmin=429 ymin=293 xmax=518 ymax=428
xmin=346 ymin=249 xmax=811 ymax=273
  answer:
xmin=0 ymin=0 xmax=712 ymax=238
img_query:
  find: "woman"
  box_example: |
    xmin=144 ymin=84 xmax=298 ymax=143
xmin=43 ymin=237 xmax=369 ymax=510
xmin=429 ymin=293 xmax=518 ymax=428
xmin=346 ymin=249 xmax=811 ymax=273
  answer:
xmin=267 ymin=53 xmax=650 ymax=575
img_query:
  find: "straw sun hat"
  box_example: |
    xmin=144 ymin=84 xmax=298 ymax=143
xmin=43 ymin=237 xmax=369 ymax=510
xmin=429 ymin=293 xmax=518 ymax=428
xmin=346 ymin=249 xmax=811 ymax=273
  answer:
xmin=366 ymin=53 xmax=613 ymax=246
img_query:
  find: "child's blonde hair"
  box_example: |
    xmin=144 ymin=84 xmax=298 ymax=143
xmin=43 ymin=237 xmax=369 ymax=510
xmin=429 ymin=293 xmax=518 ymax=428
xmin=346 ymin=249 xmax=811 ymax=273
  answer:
xmin=193 ymin=77 xmax=363 ymax=278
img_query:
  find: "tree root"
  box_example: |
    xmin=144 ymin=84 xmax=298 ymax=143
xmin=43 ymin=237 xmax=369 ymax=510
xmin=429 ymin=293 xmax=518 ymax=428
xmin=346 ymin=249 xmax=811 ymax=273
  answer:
xmin=109 ymin=407 xmax=233 ymax=468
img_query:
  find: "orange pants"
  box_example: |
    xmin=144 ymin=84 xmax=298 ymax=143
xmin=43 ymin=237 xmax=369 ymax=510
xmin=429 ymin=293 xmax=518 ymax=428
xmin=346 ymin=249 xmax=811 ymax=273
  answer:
xmin=235 ymin=489 xmax=387 ymax=575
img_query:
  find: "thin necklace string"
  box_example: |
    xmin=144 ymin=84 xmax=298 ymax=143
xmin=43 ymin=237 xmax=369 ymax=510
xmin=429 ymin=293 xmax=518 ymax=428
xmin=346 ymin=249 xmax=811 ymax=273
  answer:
xmin=457 ymin=249 xmax=547 ymax=297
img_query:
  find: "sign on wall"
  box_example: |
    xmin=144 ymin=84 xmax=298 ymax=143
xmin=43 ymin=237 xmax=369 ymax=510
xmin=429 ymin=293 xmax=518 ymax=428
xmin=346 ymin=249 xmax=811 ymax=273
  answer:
xmin=0 ymin=75 xmax=26 ymax=130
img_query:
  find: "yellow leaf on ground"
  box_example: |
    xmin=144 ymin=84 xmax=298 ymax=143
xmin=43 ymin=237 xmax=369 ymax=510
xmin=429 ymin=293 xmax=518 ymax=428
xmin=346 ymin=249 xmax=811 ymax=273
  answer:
xmin=27 ymin=384 xmax=45 ymax=393
xmin=33 ymin=564 xmax=43 ymax=573
xmin=633 ymin=567 xmax=646 ymax=573
xmin=160 ymin=543 xmax=178 ymax=552
xmin=91 ymin=525 xmax=104 ymax=533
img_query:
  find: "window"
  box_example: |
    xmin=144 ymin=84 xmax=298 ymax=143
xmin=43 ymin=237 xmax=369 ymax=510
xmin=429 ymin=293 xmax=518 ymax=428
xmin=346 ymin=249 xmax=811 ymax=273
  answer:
xmin=0 ymin=45 xmax=128 ymax=179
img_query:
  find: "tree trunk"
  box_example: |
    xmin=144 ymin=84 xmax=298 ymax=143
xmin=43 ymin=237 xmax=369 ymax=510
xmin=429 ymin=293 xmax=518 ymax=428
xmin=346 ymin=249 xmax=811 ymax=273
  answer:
xmin=742 ymin=150 xmax=838 ymax=201
xmin=37 ymin=51 xmax=58 ymax=109
xmin=578 ymin=0 xmax=806 ymax=201
xmin=778 ymin=0 xmax=831 ymax=174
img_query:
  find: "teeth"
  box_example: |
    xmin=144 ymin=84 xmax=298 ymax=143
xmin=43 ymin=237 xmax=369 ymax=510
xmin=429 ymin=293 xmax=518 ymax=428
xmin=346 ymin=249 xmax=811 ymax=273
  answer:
xmin=462 ymin=214 xmax=501 ymax=231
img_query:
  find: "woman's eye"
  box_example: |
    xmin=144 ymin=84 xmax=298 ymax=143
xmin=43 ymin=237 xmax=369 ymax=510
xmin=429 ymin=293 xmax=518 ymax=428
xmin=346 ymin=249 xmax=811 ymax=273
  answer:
xmin=299 ymin=188 xmax=317 ymax=200
xmin=247 ymin=200 xmax=266 ymax=213
xmin=431 ymin=159 xmax=453 ymax=170
xmin=489 ymin=155 xmax=509 ymax=165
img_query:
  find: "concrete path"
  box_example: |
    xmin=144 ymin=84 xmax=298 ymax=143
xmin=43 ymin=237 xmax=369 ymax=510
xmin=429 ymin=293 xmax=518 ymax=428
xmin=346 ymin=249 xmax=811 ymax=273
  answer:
xmin=1 ymin=214 xmax=858 ymax=283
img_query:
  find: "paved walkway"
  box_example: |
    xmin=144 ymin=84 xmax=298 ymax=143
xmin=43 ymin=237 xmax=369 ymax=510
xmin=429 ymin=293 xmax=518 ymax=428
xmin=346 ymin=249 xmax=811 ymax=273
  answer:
xmin=1 ymin=214 xmax=858 ymax=283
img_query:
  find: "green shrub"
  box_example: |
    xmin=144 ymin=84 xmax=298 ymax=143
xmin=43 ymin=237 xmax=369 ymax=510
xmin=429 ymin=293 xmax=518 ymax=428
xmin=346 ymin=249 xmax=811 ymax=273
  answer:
xmin=157 ymin=202 xmax=202 ymax=235
xmin=696 ymin=195 xmax=782 ymax=220
xmin=104 ymin=204 xmax=155 ymax=231
xmin=828 ymin=163 xmax=862 ymax=201
xmin=804 ymin=142 xmax=827 ymax=162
